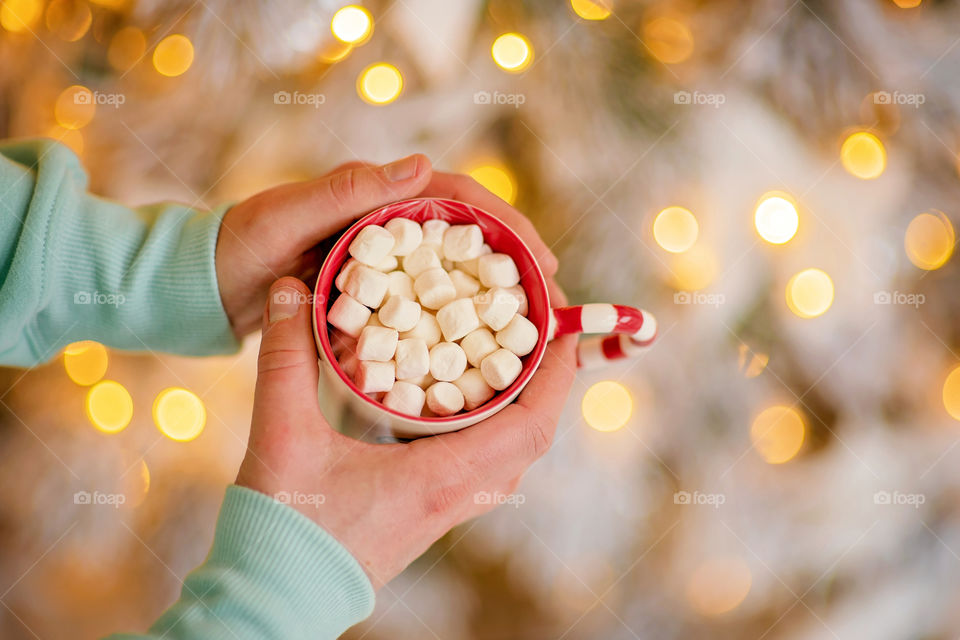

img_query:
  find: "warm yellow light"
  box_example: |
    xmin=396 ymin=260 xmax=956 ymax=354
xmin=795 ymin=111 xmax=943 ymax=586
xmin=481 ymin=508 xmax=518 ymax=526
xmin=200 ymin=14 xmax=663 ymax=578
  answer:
xmin=892 ymin=0 xmax=921 ymax=7
xmin=0 ymin=0 xmax=41 ymax=32
xmin=582 ymin=381 xmax=633 ymax=432
xmin=319 ymin=39 xmax=352 ymax=63
xmin=357 ymin=63 xmax=403 ymax=105
xmin=85 ymin=380 xmax=133 ymax=434
xmin=653 ymin=206 xmax=699 ymax=253
xmin=754 ymin=193 xmax=799 ymax=245
xmin=643 ymin=16 xmax=694 ymax=64
xmin=491 ymin=33 xmax=533 ymax=72
xmin=331 ymin=5 xmax=372 ymax=44
xmin=153 ymin=34 xmax=194 ymax=77
xmin=89 ymin=0 xmax=128 ymax=8
xmin=751 ymin=405 xmax=805 ymax=464
xmin=47 ymin=126 xmax=84 ymax=155
xmin=944 ymin=366 xmax=960 ymax=422
xmin=904 ymin=211 xmax=954 ymax=270
xmin=570 ymin=0 xmax=611 ymax=20
xmin=64 ymin=341 xmax=108 ymax=386
xmin=108 ymin=26 xmax=146 ymax=71
xmin=669 ymin=243 xmax=717 ymax=291
xmin=45 ymin=0 xmax=92 ymax=41
xmin=686 ymin=556 xmax=752 ymax=616
xmin=786 ymin=268 xmax=834 ymax=319
xmin=153 ymin=387 xmax=206 ymax=442
xmin=54 ymin=85 xmax=96 ymax=130
xmin=737 ymin=344 xmax=769 ymax=378
xmin=840 ymin=131 xmax=886 ymax=180
xmin=467 ymin=162 xmax=517 ymax=205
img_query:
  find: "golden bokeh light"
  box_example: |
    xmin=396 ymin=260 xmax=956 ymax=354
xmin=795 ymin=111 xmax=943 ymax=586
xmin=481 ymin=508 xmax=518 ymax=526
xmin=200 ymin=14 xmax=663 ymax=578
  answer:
xmin=153 ymin=34 xmax=194 ymax=77
xmin=89 ymin=0 xmax=128 ymax=8
xmin=944 ymin=366 xmax=960 ymax=422
xmin=570 ymin=0 xmax=612 ymax=20
xmin=47 ymin=125 xmax=84 ymax=155
xmin=108 ymin=26 xmax=147 ymax=71
xmin=654 ymin=206 xmax=699 ymax=253
xmin=85 ymin=380 xmax=133 ymax=434
xmin=892 ymin=0 xmax=921 ymax=7
xmin=319 ymin=39 xmax=353 ymax=63
xmin=331 ymin=5 xmax=373 ymax=44
xmin=491 ymin=33 xmax=533 ymax=72
xmin=669 ymin=243 xmax=717 ymax=291
xmin=153 ymin=387 xmax=206 ymax=442
xmin=750 ymin=405 xmax=805 ymax=464
xmin=64 ymin=341 xmax=108 ymax=386
xmin=904 ymin=211 xmax=954 ymax=271
xmin=738 ymin=344 xmax=769 ymax=378
xmin=754 ymin=192 xmax=799 ymax=245
xmin=643 ymin=16 xmax=694 ymax=64
xmin=466 ymin=162 xmax=517 ymax=205
xmin=840 ymin=131 xmax=886 ymax=180
xmin=582 ymin=381 xmax=633 ymax=432
xmin=786 ymin=268 xmax=834 ymax=319
xmin=0 ymin=0 xmax=41 ymax=32
xmin=45 ymin=0 xmax=92 ymax=42
xmin=357 ymin=62 xmax=403 ymax=104
xmin=54 ymin=85 xmax=96 ymax=130
xmin=686 ymin=556 xmax=752 ymax=616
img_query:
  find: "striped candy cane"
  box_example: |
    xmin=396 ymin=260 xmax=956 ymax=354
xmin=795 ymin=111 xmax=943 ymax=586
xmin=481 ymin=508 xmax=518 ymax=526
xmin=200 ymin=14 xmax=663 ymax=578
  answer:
xmin=548 ymin=304 xmax=657 ymax=370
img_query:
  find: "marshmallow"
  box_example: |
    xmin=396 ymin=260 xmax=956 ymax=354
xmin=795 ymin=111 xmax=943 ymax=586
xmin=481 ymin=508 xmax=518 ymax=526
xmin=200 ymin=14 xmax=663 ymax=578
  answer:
xmin=425 ymin=381 xmax=465 ymax=417
xmin=448 ymin=269 xmax=481 ymax=299
xmin=339 ymin=351 xmax=359 ymax=378
xmin=403 ymin=372 xmax=435 ymax=389
xmin=475 ymin=287 xmax=520 ymax=331
xmin=343 ymin=264 xmax=390 ymax=308
xmin=442 ymin=224 xmax=485 ymax=261
xmin=378 ymin=296 xmax=421 ymax=332
xmin=385 ymin=218 xmax=423 ymax=256
xmin=414 ymin=268 xmax=457 ymax=310
xmin=504 ymin=284 xmax=529 ymax=316
xmin=367 ymin=313 xmax=384 ymax=328
xmin=374 ymin=255 xmax=399 ymax=272
xmin=496 ymin=314 xmax=539 ymax=356
xmin=402 ymin=246 xmax=442 ymax=278
xmin=335 ymin=258 xmax=358 ymax=292
xmin=385 ymin=270 xmax=415 ymax=301
xmin=429 ymin=342 xmax=467 ymax=382
xmin=480 ymin=348 xmax=523 ymax=390
xmin=383 ymin=381 xmax=426 ymax=416
xmin=400 ymin=310 xmax=442 ymax=347
xmin=478 ymin=253 xmax=521 ymax=288
xmin=453 ymin=368 xmax=495 ymax=411
xmin=442 ymin=259 xmax=455 ymax=271
xmin=328 ymin=293 xmax=371 ymax=338
xmin=355 ymin=360 xmax=395 ymax=393
xmin=460 ymin=328 xmax=499 ymax=368
xmin=421 ymin=219 xmax=450 ymax=249
xmin=436 ymin=297 xmax=481 ymax=342
xmin=356 ymin=325 xmax=398 ymax=361
xmin=349 ymin=225 xmax=395 ymax=266
xmin=394 ymin=338 xmax=430 ymax=381
xmin=457 ymin=243 xmax=492 ymax=277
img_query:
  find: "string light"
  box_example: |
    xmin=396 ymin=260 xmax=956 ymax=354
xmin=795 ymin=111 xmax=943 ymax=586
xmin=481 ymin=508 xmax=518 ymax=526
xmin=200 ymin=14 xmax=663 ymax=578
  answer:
xmin=653 ymin=206 xmax=698 ymax=253
xmin=904 ymin=211 xmax=954 ymax=270
xmin=45 ymin=0 xmax=92 ymax=42
xmin=754 ymin=192 xmax=799 ymax=245
xmin=643 ymin=15 xmax=694 ymax=64
xmin=108 ymin=26 xmax=146 ymax=71
xmin=465 ymin=161 xmax=517 ymax=205
xmin=85 ymin=380 xmax=133 ymax=434
xmin=0 ymin=0 xmax=41 ymax=32
xmin=153 ymin=34 xmax=194 ymax=77
xmin=54 ymin=85 xmax=95 ymax=130
xmin=64 ymin=341 xmax=108 ymax=386
xmin=357 ymin=63 xmax=403 ymax=104
xmin=153 ymin=387 xmax=206 ymax=442
xmin=943 ymin=366 xmax=960 ymax=422
xmin=786 ymin=268 xmax=834 ymax=318
xmin=491 ymin=33 xmax=533 ymax=72
xmin=669 ymin=243 xmax=717 ymax=291
xmin=685 ymin=556 xmax=752 ymax=616
xmin=570 ymin=0 xmax=612 ymax=20
xmin=581 ymin=381 xmax=633 ymax=432
xmin=331 ymin=5 xmax=372 ymax=44
xmin=750 ymin=405 xmax=805 ymax=464
xmin=840 ymin=131 xmax=886 ymax=180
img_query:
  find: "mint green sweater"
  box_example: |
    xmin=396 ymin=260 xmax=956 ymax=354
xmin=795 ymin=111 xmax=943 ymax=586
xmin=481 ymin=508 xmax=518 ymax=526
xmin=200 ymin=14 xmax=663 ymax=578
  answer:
xmin=0 ymin=140 xmax=375 ymax=639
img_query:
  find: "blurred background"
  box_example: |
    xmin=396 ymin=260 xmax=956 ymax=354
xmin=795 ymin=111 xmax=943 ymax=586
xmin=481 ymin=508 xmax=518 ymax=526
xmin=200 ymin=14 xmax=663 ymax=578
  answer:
xmin=2 ymin=0 xmax=960 ymax=637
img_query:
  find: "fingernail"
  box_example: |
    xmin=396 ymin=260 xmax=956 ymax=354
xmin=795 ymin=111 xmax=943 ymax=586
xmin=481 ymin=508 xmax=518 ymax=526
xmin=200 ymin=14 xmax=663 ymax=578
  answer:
xmin=269 ymin=287 xmax=301 ymax=324
xmin=383 ymin=155 xmax=419 ymax=182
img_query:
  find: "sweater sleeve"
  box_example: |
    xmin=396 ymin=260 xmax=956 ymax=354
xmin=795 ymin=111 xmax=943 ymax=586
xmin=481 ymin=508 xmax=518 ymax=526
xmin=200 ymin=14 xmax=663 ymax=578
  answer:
xmin=0 ymin=138 xmax=240 ymax=366
xmin=106 ymin=485 xmax=376 ymax=640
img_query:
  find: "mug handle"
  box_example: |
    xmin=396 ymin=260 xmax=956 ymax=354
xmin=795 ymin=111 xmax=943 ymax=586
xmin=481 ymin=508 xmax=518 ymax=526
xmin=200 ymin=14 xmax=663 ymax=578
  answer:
xmin=547 ymin=304 xmax=657 ymax=370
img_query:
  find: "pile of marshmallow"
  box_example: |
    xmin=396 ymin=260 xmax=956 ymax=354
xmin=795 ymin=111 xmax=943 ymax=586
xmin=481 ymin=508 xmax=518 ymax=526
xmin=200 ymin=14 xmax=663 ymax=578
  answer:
xmin=327 ymin=217 xmax=539 ymax=417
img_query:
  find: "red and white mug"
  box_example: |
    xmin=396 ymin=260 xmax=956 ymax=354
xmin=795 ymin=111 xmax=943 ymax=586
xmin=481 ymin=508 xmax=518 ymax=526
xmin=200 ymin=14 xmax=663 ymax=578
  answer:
xmin=312 ymin=198 xmax=657 ymax=440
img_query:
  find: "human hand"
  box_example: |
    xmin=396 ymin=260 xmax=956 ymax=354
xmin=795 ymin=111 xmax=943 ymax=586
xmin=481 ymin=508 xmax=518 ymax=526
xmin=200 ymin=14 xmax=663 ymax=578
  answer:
xmin=235 ymin=276 xmax=576 ymax=589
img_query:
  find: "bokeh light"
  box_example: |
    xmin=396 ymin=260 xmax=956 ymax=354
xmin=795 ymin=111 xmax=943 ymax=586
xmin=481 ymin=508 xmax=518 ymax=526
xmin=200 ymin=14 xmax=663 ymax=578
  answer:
xmin=582 ymin=381 xmax=633 ymax=432
xmin=491 ymin=33 xmax=533 ymax=72
xmin=319 ymin=39 xmax=353 ymax=63
xmin=331 ymin=5 xmax=372 ymax=44
xmin=943 ymin=366 xmax=960 ymax=422
xmin=686 ymin=556 xmax=752 ymax=616
xmin=85 ymin=380 xmax=133 ymax=434
xmin=754 ymin=192 xmax=799 ymax=245
xmin=904 ymin=211 xmax=954 ymax=270
xmin=669 ymin=243 xmax=718 ymax=291
xmin=108 ymin=26 xmax=146 ymax=71
xmin=570 ymin=0 xmax=612 ymax=20
xmin=45 ymin=0 xmax=92 ymax=42
xmin=153 ymin=34 xmax=194 ymax=77
xmin=750 ymin=405 xmax=805 ymax=464
xmin=46 ymin=125 xmax=84 ymax=155
xmin=738 ymin=344 xmax=769 ymax=378
xmin=54 ymin=85 xmax=95 ymax=130
xmin=840 ymin=131 xmax=886 ymax=180
xmin=654 ymin=206 xmax=699 ymax=253
xmin=466 ymin=161 xmax=517 ymax=205
xmin=786 ymin=268 xmax=834 ymax=318
xmin=153 ymin=387 xmax=206 ymax=442
xmin=357 ymin=63 xmax=403 ymax=105
xmin=892 ymin=0 xmax=921 ymax=7
xmin=643 ymin=16 xmax=694 ymax=64
xmin=0 ymin=0 xmax=41 ymax=32
xmin=64 ymin=341 xmax=108 ymax=386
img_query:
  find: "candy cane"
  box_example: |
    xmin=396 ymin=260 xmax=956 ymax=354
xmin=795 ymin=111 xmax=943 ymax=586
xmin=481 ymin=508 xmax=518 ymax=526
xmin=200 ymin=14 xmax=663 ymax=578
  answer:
xmin=548 ymin=304 xmax=657 ymax=370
